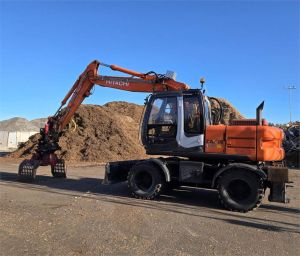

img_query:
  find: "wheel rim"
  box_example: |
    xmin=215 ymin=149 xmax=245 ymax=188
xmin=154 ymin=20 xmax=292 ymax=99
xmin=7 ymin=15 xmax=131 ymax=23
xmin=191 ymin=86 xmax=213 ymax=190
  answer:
xmin=135 ymin=171 xmax=153 ymax=191
xmin=227 ymin=179 xmax=252 ymax=202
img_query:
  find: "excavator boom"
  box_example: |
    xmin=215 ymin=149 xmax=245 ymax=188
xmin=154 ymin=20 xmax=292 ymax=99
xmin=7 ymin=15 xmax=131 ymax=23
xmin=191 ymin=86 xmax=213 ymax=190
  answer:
xmin=57 ymin=60 xmax=189 ymax=132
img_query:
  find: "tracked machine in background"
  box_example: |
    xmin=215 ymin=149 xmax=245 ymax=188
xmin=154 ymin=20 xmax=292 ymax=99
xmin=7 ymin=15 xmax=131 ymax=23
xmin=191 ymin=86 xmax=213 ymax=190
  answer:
xmin=19 ymin=60 xmax=290 ymax=212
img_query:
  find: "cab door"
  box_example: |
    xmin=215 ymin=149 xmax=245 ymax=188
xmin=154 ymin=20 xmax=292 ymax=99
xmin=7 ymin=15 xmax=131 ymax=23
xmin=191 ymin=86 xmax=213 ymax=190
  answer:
xmin=145 ymin=96 xmax=178 ymax=146
xmin=176 ymin=94 xmax=204 ymax=149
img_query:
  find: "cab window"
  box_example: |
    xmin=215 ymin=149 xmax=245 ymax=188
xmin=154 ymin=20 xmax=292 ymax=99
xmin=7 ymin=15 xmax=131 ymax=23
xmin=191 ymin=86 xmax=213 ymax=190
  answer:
xmin=183 ymin=95 xmax=203 ymax=134
xmin=148 ymin=97 xmax=177 ymax=125
xmin=147 ymin=97 xmax=177 ymax=141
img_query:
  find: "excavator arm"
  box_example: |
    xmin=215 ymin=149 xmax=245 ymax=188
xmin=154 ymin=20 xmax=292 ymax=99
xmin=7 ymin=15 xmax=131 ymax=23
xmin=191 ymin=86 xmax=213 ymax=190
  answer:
xmin=18 ymin=60 xmax=189 ymax=179
xmin=55 ymin=60 xmax=189 ymax=132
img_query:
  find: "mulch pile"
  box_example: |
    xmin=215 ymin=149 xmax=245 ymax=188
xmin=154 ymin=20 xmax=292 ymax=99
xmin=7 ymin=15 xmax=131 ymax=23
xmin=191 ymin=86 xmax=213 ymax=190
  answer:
xmin=211 ymin=98 xmax=244 ymax=124
xmin=8 ymin=99 xmax=244 ymax=162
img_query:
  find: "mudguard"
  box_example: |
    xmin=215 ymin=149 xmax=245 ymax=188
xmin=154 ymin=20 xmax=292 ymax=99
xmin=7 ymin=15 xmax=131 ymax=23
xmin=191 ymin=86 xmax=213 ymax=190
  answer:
xmin=103 ymin=158 xmax=171 ymax=185
xmin=211 ymin=163 xmax=267 ymax=188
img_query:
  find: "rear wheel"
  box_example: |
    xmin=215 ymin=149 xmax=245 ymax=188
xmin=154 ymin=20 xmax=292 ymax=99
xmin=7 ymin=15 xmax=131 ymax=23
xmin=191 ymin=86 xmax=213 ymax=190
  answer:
xmin=217 ymin=169 xmax=264 ymax=212
xmin=128 ymin=162 xmax=165 ymax=199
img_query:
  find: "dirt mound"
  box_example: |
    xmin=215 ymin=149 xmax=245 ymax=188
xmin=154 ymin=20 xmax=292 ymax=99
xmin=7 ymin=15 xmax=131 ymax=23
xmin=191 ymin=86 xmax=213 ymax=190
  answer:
xmin=30 ymin=118 xmax=48 ymax=129
xmin=8 ymin=99 xmax=244 ymax=162
xmin=9 ymin=102 xmax=146 ymax=162
xmin=210 ymin=98 xmax=244 ymax=124
xmin=104 ymin=101 xmax=145 ymax=123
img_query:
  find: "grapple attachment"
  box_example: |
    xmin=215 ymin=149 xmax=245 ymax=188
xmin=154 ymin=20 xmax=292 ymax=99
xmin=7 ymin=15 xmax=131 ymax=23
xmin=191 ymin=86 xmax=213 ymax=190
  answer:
xmin=18 ymin=156 xmax=67 ymax=180
xmin=18 ymin=159 xmax=40 ymax=180
xmin=51 ymin=159 xmax=67 ymax=178
xmin=18 ymin=117 xmax=67 ymax=181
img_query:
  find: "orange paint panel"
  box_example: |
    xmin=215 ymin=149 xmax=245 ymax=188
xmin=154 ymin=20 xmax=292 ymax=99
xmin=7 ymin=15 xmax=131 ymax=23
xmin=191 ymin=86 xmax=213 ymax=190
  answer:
xmin=205 ymin=124 xmax=285 ymax=162
xmin=227 ymin=138 xmax=256 ymax=148
xmin=226 ymin=126 xmax=256 ymax=140
xmin=226 ymin=147 xmax=256 ymax=158
xmin=225 ymin=125 xmax=257 ymax=160
xmin=257 ymin=126 xmax=284 ymax=161
xmin=205 ymin=125 xmax=226 ymax=153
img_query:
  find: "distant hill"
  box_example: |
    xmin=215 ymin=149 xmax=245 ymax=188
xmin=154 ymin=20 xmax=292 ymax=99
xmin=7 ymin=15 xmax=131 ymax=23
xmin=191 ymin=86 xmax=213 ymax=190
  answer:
xmin=30 ymin=118 xmax=48 ymax=130
xmin=0 ymin=117 xmax=47 ymax=132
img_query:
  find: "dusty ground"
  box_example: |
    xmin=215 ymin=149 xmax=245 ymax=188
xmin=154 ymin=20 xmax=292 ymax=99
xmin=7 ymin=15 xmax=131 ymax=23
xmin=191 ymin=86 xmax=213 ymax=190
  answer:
xmin=0 ymin=158 xmax=299 ymax=256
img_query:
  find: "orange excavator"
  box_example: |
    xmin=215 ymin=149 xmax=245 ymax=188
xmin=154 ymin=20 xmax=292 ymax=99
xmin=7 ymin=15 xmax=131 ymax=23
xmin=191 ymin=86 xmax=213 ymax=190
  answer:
xmin=19 ymin=60 xmax=289 ymax=212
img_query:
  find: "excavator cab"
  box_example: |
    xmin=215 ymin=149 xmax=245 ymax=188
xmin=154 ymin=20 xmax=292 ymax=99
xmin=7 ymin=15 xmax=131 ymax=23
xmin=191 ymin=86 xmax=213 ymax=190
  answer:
xmin=141 ymin=89 xmax=212 ymax=157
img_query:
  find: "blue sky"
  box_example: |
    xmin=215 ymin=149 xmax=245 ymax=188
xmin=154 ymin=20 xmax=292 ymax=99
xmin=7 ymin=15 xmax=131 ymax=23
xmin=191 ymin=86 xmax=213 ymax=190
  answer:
xmin=0 ymin=0 xmax=299 ymax=124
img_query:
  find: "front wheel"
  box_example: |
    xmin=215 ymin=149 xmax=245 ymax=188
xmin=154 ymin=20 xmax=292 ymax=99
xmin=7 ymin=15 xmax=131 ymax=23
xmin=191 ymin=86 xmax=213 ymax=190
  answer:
xmin=127 ymin=162 xmax=165 ymax=200
xmin=217 ymin=169 xmax=264 ymax=212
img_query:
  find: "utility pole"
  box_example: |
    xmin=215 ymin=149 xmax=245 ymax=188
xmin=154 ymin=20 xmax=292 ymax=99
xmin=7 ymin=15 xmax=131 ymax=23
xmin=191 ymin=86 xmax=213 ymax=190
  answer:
xmin=286 ymin=85 xmax=296 ymax=123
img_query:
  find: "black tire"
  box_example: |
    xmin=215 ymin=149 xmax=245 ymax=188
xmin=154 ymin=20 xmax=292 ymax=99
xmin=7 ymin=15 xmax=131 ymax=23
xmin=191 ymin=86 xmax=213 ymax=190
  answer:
xmin=217 ymin=169 xmax=264 ymax=212
xmin=127 ymin=162 xmax=165 ymax=200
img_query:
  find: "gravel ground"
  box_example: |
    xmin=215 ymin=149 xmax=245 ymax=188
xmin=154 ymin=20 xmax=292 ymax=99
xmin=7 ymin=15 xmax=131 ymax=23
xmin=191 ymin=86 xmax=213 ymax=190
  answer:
xmin=0 ymin=159 xmax=299 ymax=256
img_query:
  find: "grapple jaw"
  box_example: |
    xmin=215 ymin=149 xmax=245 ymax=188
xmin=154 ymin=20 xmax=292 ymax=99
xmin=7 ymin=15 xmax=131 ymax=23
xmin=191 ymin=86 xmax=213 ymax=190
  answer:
xmin=18 ymin=159 xmax=40 ymax=181
xmin=18 ymin=118 xmax=67 ymax=180
xmin=18 ymin=152 xmax=67 ymax=180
